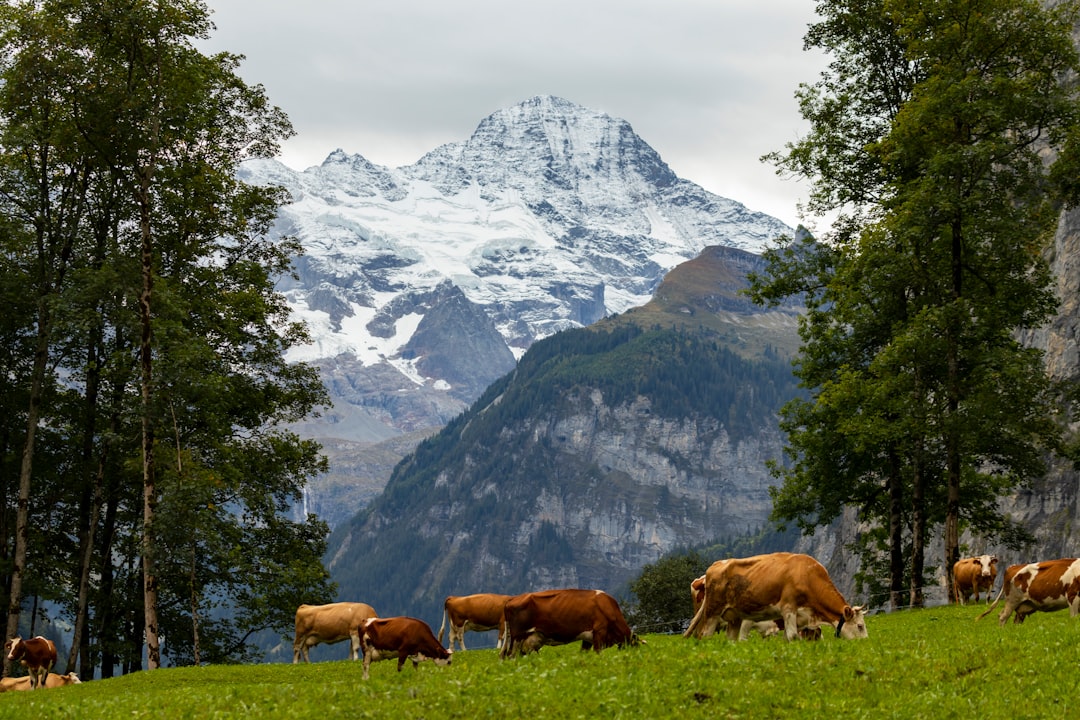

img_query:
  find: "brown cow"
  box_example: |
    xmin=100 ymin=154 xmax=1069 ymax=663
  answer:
xmin=359 ymin=616 xmax=452 ymax=680
xmin=0 ymin=672 xmax=80 ymax=692
xmin=690 ymin=568 xmax=820 ymax=640
xmin=500 ymin=588 xmax=637 ymax=659
xmin=978 ymin=558 xmax=1080 ymax=625
xmin=292 ymin=602 xmax=378 ymax=663
xmin=438 ymin=594 xmax=513 ymax=651
xmin=4 ymin=636 xmax=57 ymax=689
xmin=683 ymin=552 xmax=868 ymax=641
xmin=953 ymin=554 xmax=998 ymax=604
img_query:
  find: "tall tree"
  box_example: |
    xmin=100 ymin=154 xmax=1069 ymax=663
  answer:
xmin=0 ymin=1 xmax=93 ymax=648
xmin=1 ymin=0 xmax=335 ymax=672
xmin=752 ymin=0 xmax=1080 ymax=607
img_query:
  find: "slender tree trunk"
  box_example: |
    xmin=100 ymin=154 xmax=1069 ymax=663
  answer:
xmin=910 ymin=443 xmax=926 ymax=608
xmin=943 ymin=219 xmax=964 ymax=600
xmin=4 ymin=302 xmax=51 ymax=671
xmin=67 ymin=317 xmax=105 ymax=673
xmin=887 ymin=444 xmax=904 ymax=611
xmin=138 ymin=170 xmax=161 ymax=669
xmin=94 ymin=484 xmax=121 ymax=680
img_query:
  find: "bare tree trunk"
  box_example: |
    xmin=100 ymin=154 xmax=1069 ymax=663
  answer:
xmin=138 ymin=171 xmax=160 ymax=671
xmin=910 ymin=444 xmax=926 ymax=608
xmin=887 ymin=445 xmax=904 ymax=612
xmin=4 ymin=305 xmax=50 ymax=676
xmin=943 ymin=219 xmax=964 ymax=601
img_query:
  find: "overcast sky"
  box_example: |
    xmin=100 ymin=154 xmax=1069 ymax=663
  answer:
xmin=202 ymin=1 xmax=827 ymax=230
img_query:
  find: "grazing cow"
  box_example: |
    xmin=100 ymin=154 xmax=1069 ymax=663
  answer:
xmin=691 ymin=568 xmax=823 ymax=640
xmin=683 ymin=552 xmax=868 ymax=641
xmin=0 ymin=672 xmax=80 ymax=692
xmin=953 ymin=555 xmax=998 ymax=604
xmin=978 ymin=558 xmax=1080 ymax=625
xmin=4 ymin=636 xmax=57 ymax=689
xmin=359 ymin=616 xmax=452 ymax=680
xmin=292 ymin=602 xmax=378 ymax=663
xmin=500 ymin=588 xmax=637 ymax=659
xmin=438 ymin=594 xmax=513 ymax=651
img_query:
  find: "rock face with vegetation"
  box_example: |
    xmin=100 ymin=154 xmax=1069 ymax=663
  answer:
xmin=325 ymin=245 xmax=802 ymax=621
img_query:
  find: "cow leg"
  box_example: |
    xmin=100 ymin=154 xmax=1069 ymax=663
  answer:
xmin=454 ymin=624 xmax=467 ymax=652
xmin=397 ymin=650 xmax=408 ymax=672
xmin=349 ymin=630 xmax=361 ymax=661
xmin=292 ymin=636 xmax=303 ymax=663
xmin=362 ymin=650 xmax=373 ymax=680
xmin=781 ymin=610 xmax=799 ymax=641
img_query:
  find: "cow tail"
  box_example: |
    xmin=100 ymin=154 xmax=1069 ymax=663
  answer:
xmin=437 ymin=607 xmax=447 ymax=645
xmin=976 ymin=586 xmax=1004 ymax=622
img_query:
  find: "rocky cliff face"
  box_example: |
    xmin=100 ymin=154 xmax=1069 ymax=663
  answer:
xmin=325 ymin=245 xmax=802 ymax=619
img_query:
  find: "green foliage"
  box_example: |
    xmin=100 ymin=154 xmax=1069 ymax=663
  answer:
xmin=626 ymin=551 xmax=709 ymax=634
xmin=5 ymin=606 xmax=1080 ymax=718
xmin=754 ymin=0 xmax=1080 ymax=604
xmin=0 ymin=0 xmax=334 ymax=671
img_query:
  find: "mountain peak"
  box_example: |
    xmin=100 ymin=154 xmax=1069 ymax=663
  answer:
xmin=244 ymin=97 xmax=792 ymax=443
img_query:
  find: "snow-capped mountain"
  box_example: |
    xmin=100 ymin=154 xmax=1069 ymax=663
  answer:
xmin=239 ymin=95 xmax=792 ymax=450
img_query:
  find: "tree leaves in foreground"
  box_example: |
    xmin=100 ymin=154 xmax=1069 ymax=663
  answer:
xmin=0 ymin=0 xmax=334 ymax=674
xmin=751 ymin=0 xmax=1080 ymax=609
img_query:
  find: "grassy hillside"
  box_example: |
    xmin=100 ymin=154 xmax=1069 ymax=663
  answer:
xmin=7 ymin=604 xmax=1077 ymax=718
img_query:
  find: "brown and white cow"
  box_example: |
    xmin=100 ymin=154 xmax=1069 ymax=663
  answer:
xmin=0 ymin=672 xmax=80 ymax=692
xmin=953 ymin=554 xmax=998 ymax=604
xmin=978 ymin=558 xmax=1080 ymax=625
xmin=292 ymin=602 xmax=378 ymax=663
xmin=500 ymin=588 xmax=638 ymax=659
xmin=359 ymin=616 xmax=452 ymax=680
xmin=4 ymin=636 xmax=57 ymax=689
xmin=438 ymin=594 xmax=513 ymax=651
xmin=683 ymin=552 xmax=868 ymax=642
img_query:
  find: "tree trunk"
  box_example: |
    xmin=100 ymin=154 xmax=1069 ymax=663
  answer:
xmin=943 ymin=219 xmax=964 ymax=600
xmin=887 ymin=444 xmax=904 ymax=611
xmin=67 ymin=320 xmax=105 ymax=673
xmin=4 ymin=301 xmax=51 ymax=673
xmin=910 ymin=442 xmax=926 ymax=608
xmin=138 ymin=171 xmax=160 ymax=671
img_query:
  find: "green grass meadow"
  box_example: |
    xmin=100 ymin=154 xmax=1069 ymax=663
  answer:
xmin=1 ymin=603 xmax=1076 ymax=719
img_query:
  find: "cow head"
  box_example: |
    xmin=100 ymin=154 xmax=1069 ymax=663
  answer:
xmin=426 ymin=648 xmax=452 ymax=667
xmin=835 ymin=606 xmax=869 ymax=639
xmin=4 ymin=637 xmax=21 ymax=661
xmin=977 ymin=555 xmax=999 ymax=577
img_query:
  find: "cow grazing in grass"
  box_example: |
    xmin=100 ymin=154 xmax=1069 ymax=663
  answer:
xmin=438 ymin=593 xmax=513 ymax=651
xmin=953 ymin=555 xmax=998 ymax=604
xmin=684 ymin=552 xmax=868 ymax=641
xmin=4 ymin=636 xmax=56 ymax=689
xmin=359 ymin=617 xmax=452 ymax=680
xmin=292 ymin=602 xmax=378 ymax=662
xmin=690 ymin=563 xmax=833 ymax=640
xmin=978 ymin=558 xmax=1080 ymax=625
xmin=0 ymin=672 xmax=80 ymax=691
xmin=500 ymin=588 xmax=638 ymax=658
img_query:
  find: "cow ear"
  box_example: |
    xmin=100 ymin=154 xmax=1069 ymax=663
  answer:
xmin=843 ymin=606 xmax=855 ymax=621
